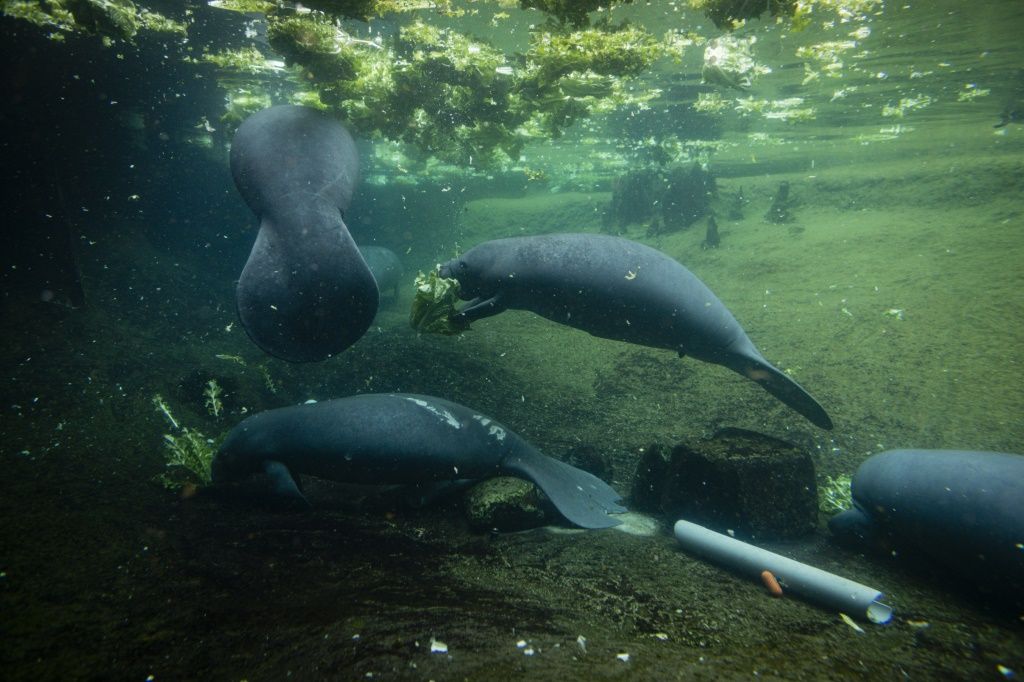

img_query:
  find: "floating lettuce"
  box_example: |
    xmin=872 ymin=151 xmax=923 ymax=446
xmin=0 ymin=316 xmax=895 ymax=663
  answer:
xmin=409 ymin=270 xmax=470 ymax=336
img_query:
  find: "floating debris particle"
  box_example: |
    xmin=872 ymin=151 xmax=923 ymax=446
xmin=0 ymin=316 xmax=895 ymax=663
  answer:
xmin=840 ymin=613 xmax=865 ymax=633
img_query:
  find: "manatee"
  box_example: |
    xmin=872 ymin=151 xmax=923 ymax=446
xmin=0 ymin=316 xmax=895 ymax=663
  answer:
xmin=212 ymin=393 xmax=626 ymax=529
xmin=358 ymin=245 xmax=404 ymax=303
xmin=230 ymin=105 xmax=378 ymax=362
xmin=830 ymin=449 xmax=1024 ymax=601
xmin=439 ymin=233 xmax=832 ymax=429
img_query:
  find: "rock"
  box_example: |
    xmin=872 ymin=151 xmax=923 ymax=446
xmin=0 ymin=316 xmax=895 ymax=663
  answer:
xmin=463 ymin=477 xmax=555 ymax=532
xmin=630 ymin=444 xmax=672 ymax=514
xmin=764 ymin=180 xmax=794 ymax=224
xmin=565 ymin=444 xmax=611 ymax=481
xmin=630 ymin=428 xmax=817 ymax=540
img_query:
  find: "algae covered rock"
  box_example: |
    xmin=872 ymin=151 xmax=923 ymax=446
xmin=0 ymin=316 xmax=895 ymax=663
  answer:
xmin=464 ymin=477 xmax=556 ymax=532
xmin=631 ymin=428 xmax=817 ymax=540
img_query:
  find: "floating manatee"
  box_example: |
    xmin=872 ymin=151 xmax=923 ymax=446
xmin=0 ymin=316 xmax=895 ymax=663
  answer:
xmin=830 ymin=449 xmax=1024 ymax=601
xmin=440 ymin=233 xmax=832 ymax=429
xmin=358 ymin=245 xmax=404 ymax=303
xmin=230 ymin=105 xmax=378 ymax=362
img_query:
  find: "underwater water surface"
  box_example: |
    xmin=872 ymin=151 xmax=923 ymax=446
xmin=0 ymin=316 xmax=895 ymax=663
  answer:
xmin=1 ymin=0 xmax=1022 ymax=679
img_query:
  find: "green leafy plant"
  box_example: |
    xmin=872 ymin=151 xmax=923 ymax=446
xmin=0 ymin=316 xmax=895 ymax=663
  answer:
xmin=152 ymin=393 xmax=217 ymax=489
xmin=819 ymin=473 xmax=853 ymax=514
xmin=409 ymin=270 xmax=471 ymax=335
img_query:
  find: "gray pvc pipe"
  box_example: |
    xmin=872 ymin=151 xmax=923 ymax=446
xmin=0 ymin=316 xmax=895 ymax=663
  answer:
xmin=674 ymin=519 xmax=892 ymax=624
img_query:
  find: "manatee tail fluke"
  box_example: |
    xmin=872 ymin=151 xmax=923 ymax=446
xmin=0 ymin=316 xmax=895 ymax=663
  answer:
xmin=741 ymin=356 xmax=834 ymax=430
xmin=503 ymin=448 xmax=626 ymax=529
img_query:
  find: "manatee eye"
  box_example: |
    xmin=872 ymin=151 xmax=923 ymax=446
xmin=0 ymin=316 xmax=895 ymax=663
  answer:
xmin=459 ymin=262 xmax=468 ymax=271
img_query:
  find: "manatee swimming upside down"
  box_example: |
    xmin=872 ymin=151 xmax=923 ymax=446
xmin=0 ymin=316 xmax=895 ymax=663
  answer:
xmin=230 ymin=105 xmax=378 ymax=362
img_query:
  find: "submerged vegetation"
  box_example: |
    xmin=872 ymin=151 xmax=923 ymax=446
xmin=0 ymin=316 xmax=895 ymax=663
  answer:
xmin=1 ymin=0 xmax=186 ymax=40
xmin=255 ymin=13 xmax=681 ymax=165
xmin=818 ymin=474 xmax=853 ymax=514
xmin=152 ymin=394 xmax=218 ymax=488
xmin=1 ymin=0 xmax=928 ymax=173
xmin=410 ymin=270 xmax=471 ymax=335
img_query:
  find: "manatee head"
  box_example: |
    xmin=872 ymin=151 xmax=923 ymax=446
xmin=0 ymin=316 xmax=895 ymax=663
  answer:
xmin=211 ymin=410 xmax=288 ymax=483
xmin=438 ymin=246 xmax=496 ymax=300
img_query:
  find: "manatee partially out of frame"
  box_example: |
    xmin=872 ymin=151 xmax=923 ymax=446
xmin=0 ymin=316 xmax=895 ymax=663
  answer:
xmin=230 ymin=105 xmax=378 ymax=362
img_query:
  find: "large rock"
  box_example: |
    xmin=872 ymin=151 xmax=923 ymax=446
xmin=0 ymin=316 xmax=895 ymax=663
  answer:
xmin=463 ymin=477 xmax=556 ymax=532
xmin=631 ymin=428 xmax=817 ymax=540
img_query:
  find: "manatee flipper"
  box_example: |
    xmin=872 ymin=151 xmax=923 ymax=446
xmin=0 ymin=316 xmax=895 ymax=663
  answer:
xmin=502 ymin=448 xmax=625 ymax=529
xmin=718 ymin=340 xmax=833 ymax=429
xmin=828 ymin=506 xmax=878 ymax=546
xmin=456 ymin=295 xmax=506 ymax=323
xmin=739 ymin=356 xmax=833 ymax=430
xmin=263 ymin=460 xmax=312 ymax=510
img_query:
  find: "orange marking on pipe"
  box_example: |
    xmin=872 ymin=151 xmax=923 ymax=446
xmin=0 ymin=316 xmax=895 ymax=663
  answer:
xmin=761 ymin=570 xmax=783 ymax=597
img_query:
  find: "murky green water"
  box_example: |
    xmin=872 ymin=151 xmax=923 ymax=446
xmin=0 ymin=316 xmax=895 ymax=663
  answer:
xmin=1 ymin=1 xmax=1022 ymax=679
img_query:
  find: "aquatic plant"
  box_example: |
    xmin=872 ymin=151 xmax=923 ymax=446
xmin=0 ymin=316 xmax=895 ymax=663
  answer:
xmin=409 ymin=270 xmax=470 ymax=336
xmin=690 ymin=0 xmax=881 ymax=31
xmin=701 ymin=35 xmax=771 ymax=91
xmin=160 ymin=429 xmax=215 ymax=487
xmin=819 ymin=474 xmax=852 ymax=514
xmin=152 ymin=393 xmax=217 ymax=488
xmin=2 ymin=0 xmax=186 ymax=40
xmin=204 ymin=380 xmax=224 ymax=418
xmin=206 ymin=0 xmax=278 ymax=12
xmin=268 ymin=14 xmax=361 ymax=81
xmin=222 ymin=10 xmax=679 ymax=166
xmin=220 ymin=86 xmax=273 ymax=130
xmin=881 ymin=94 xmax=934 ymax=118
xmin=152 ymin=394 xmax=179 ymax=429
xmin=526 ymin=24 xmax=662 ymax=85
xmin=197 ymin=46 xmax=284 ymax=74
xmin=519 ymin=0 xmax=636 ymax=28
xmin=257 ymin=364 xmax=279 ymax=394
xmin=694 ymin=92 xmax=729 ymax=114
xmin=689 ymin=0 xmax=798 ymax=29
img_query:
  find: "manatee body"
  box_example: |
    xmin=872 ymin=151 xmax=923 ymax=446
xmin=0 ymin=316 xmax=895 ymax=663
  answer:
xmin=230 ymin=105 xmax=378 ymax=362
xmin=439 ymin=233 xmax=832 ymax=429
xmin=830 ymin=449 xmax=1024 ymax=599
xmin=212 ymin=393 xmax=626 ymax=529
xmin=358 ymin=245 xmax=404 ymax=303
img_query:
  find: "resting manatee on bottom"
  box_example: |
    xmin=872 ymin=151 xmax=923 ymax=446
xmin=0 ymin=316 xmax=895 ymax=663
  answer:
xmin=439 ymin=233 xmax=832 ymax=429
xmin=830 ymin=449 xmax=1024 ymax=601
xmin=230 ymin=105 xmax=378 ymax=362
xmin=212 ymin=393 xmax=626 ymax=529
